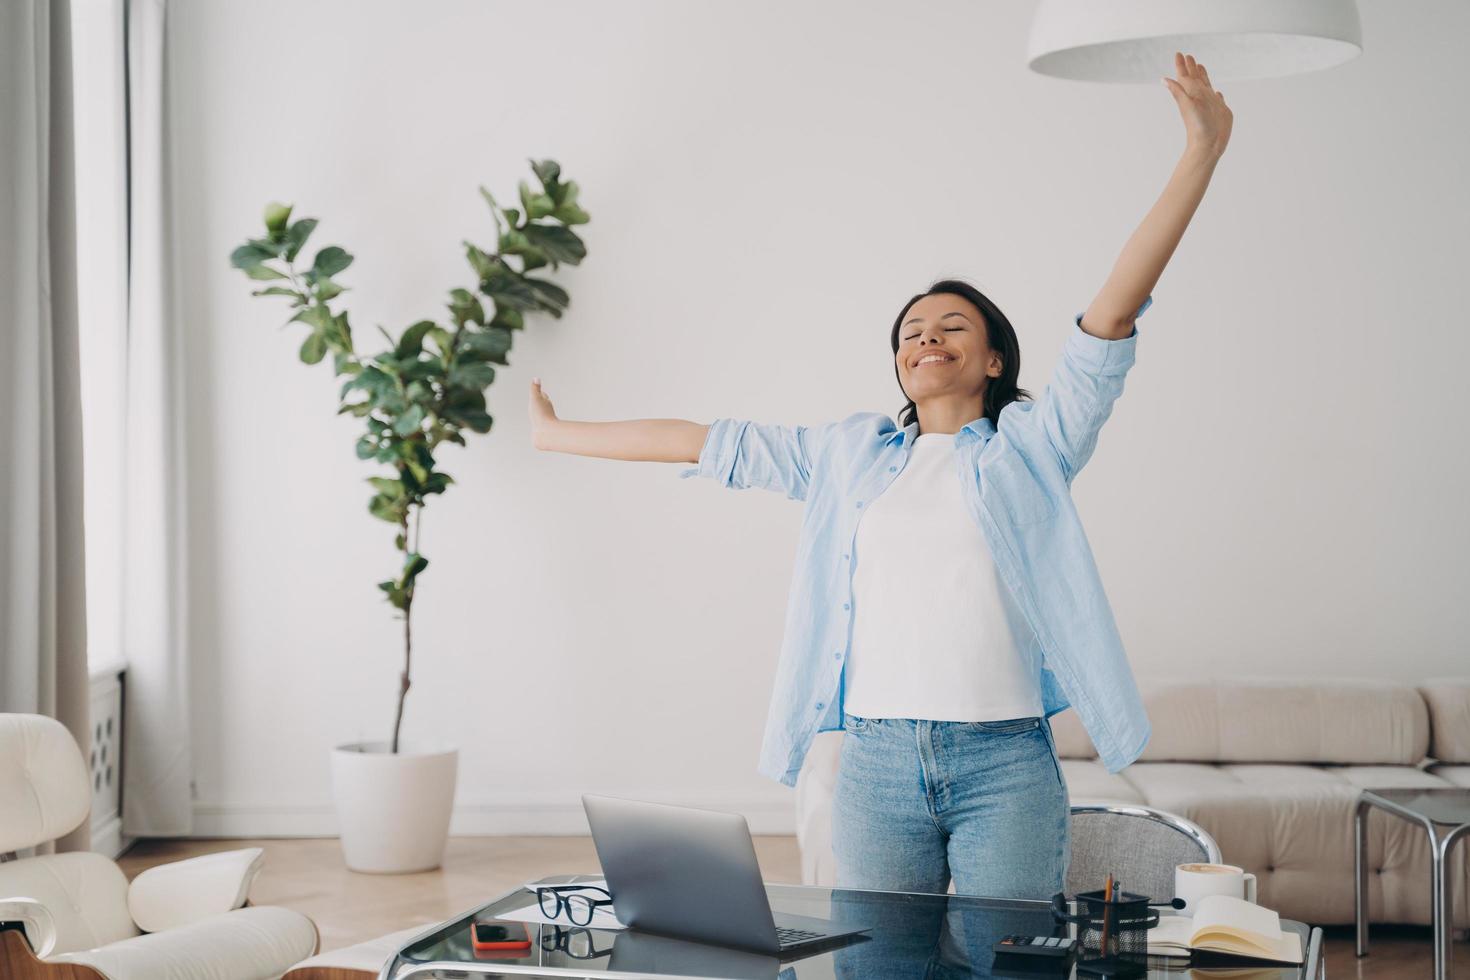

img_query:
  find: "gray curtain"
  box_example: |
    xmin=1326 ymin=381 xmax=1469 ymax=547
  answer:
xmin=121 ymin=0 xmax=192 ymax=837
xmin=0 ymin=0 xmax=92 ymax=854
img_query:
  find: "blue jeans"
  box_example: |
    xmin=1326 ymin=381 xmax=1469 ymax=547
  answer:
xmin=831 ymin=713 xmax=1070 ymax=900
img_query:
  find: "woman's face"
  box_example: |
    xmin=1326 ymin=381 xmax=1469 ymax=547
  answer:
xmin=896 ymin=293 xmax=1003 ymax=405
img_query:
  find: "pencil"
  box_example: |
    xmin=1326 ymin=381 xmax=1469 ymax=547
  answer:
xmin=1102 ymin=872 xmax=1114 ymax=949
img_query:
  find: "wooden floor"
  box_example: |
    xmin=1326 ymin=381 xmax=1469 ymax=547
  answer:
xmin=119 ymin=837 xmax=1466 ymax=977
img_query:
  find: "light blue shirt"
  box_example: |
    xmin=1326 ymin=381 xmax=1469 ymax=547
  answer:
xmin=680 ymin=296 xmax=1154 ymax=786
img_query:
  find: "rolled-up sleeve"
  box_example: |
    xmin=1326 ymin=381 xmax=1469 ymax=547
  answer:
xmin=679 ymin=418 xmax=831 ymax=501
xmin=1036 ymin=295 xmax=1150 ymax=482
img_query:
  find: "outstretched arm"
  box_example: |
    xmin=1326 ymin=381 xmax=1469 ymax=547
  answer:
xmin=529 ymin=378 xmax=832 ymax=501
xmin=528 ymin=378 xmax=706 ymax=462
xmin=1080 ymin=51 xmax=1233 ymax=341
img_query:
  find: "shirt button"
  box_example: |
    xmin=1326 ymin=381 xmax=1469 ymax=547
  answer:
xmin=842 ymin=603 xmax=850 ymax=610
xmin=888 ymin=466 xmax=896 ymax=472
xmin=842 ymin=553 xmax=849 ymax=560
xmin=815 ymin=703 xmax=824 ymax=711
xmin=833 ymin=651 xmax=842 ymax=660
xmin=855 ymin=501 xmax=863 ymax=508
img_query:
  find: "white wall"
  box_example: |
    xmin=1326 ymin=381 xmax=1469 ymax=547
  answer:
xmin=168 ymin=0 xmax=1470 ymax=836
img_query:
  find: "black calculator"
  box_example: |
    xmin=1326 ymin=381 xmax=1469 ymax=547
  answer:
xmin=993 ymin=934 xmax=1078 ymax=957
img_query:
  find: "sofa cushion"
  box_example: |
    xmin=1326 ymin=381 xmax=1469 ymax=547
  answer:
xmin=1051 ymin=708 xmax=1095 ymax=759
xmin=1420 ymin=680 xmax=1470 ymax=763
xmin=1051 ymin=680 xmax=1429 ymax=765
xmin=1428 ymin=764 xmax=1470 ymax=788
xmin=1058 ymin=760 xmax=1145 ymax=803
xmin=1138 ymin=680 xmax=1428 ymax=765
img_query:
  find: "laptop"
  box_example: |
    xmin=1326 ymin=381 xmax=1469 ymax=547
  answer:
xmin=581 ymin=794 xmax=871 ymax=956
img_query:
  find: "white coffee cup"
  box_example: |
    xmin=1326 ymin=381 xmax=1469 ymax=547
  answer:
xmin=1174 ymin=862 xmax=1257 ymax=914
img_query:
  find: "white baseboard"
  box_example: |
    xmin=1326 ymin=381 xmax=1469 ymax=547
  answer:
xmin=91 ymin=814 xmax=133 ymax=858
xmin=188 ymin=797 xmax=796 ymax=838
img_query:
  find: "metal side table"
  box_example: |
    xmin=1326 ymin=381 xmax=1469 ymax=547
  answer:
xmin=1356 ymin=787 xmax=1470 ymax=980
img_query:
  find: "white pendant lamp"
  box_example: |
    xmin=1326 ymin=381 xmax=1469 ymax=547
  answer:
xmin=1027 ymin=0 xmax=1362 ymax=83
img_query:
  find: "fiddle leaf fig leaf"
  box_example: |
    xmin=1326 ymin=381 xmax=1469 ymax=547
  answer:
xmin=264 ymin=202 xmax=293 ymax=235
xmin=464 ymin=242 xmax=497 ymax=279
xmin=449 ymin=361 xmax=496 ymax=389
xmin=299 ymin=331 xmax=328 ymax=364
xmin=230 ymin=242 xmax=277 ymax=269
xmin=531 ymin=158 xmax=562 ymax=191
xmin=446 ymin=288 xmax=484 ymax=327
xmin=392 ymin=404 xmax=426 ymax=437
xmin=251 ymin=286 xmax=304 ymax=301
xmin=312 ymin=245 xmax=353 ymax=278
xmin=244 ymin=263 xmax=288 ymax=281
xmin=521 ymin=223 xmax=586 ymax=266
xmin=524 ymin=277 xmax=570 ymax=316
xmin=518 ymin=179 xmax=555 ymax=220
xmin=284 ymin=218 xmax=317 ymax=262
xmin=490 ymin=307 xmax=524 ymax=332
xmin=459 ymin=326 xmax=513 ymax=365
xmin=396 ymin=320 xmax=437 ymax=359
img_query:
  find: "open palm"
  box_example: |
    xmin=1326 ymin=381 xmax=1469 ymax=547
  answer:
xmin=1164 ymin=51 xmax=1233 ymax=158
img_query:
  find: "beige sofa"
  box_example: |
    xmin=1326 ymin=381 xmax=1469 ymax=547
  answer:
xmin=795 ymin=678 xmax=1470 ymax=929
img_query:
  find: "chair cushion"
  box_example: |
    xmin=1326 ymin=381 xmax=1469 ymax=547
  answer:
xmin=0 ymin=852 xmax=137 ymax=954
xmin=128 ymin=847 xmax=264 ymax=933
xmin=284 ymin=925 xmax=426 ymax=978
xmin=0 ymin=713 xmax=91 ymax=853
xmin=51 ymin=905 xmax=318 ymax=980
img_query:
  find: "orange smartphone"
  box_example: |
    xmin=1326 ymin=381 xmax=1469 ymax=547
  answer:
xmin=470 ymin=919 xmax=532 ymax=954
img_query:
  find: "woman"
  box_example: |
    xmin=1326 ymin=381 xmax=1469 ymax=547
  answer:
xmin=530 ymin=52 xmax=1232 ymax=899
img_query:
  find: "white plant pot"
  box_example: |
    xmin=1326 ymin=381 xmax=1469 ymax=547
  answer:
xmin=330 ymin=741 xmax=458 ymax=874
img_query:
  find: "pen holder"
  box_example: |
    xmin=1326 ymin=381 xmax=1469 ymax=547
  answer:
xmin=1051 ymin=889 xmax=1159 ymax=978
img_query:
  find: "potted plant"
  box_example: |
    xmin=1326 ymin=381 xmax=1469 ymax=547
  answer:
xmin=229 ymin=159 xmax=589 ymax=872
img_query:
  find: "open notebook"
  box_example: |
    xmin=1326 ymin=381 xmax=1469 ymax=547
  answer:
xmin=1146 ymin=895 xmax=1303 ymax=964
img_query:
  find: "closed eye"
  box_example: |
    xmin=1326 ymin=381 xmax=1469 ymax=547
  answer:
xmin=904 ymin=327 xmax=965 ymax=341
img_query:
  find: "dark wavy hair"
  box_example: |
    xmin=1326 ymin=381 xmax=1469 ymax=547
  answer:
xmin=890 ymin=278 xmax=1032 ymax=430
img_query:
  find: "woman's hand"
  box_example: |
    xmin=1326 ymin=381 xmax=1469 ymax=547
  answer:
xmin=529 ymin=377 xmax=559 ymax=449
xmin=1163 ymin=51 xmax=1233 ymax=160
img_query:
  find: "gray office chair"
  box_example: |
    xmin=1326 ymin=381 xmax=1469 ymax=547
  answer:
xmin=1066 ymin=803 xmax=1221 ymax=902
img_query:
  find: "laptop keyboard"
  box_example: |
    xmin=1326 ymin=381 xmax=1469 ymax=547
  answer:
xmin=776 ymin=926 xmax=825 ymax=946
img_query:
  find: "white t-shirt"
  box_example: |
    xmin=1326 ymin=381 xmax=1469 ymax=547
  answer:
xmin=841 ymin=431 xmax=1044 ymax=721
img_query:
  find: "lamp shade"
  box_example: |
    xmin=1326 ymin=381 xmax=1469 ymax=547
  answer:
xmin=1027 ymin=0 xmax=1362 ymax=82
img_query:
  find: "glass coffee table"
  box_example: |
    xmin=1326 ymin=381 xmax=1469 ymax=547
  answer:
xmin=1355 ymin=787 xmax=1470 ymax=980
xmin=376 ymin=872 xmax=1322 ymax=979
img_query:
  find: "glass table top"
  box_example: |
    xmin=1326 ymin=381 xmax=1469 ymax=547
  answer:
xmin=1362 ymin=787 xmax=1470 ymax=826
xmin=384 ymin=874 xmax=1318 ymax=979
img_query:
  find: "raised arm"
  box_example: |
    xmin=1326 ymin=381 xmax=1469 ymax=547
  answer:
xmin=1080 ymin=51 xmax=1232 ymax=340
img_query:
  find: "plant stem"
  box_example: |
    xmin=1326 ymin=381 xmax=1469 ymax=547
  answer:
xmin=390 ymin=508 xmax=414 ymax=754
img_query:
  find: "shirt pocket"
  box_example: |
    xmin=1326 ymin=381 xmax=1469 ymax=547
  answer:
xmin=981 ymin=452 xmax=1058 ymax=526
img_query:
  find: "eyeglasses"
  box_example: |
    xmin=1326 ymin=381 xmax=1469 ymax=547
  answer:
xmin=537 ymin=884 xmax=614 ymax=926
xmin=541 ymin=923 xmax=613 ymax=959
